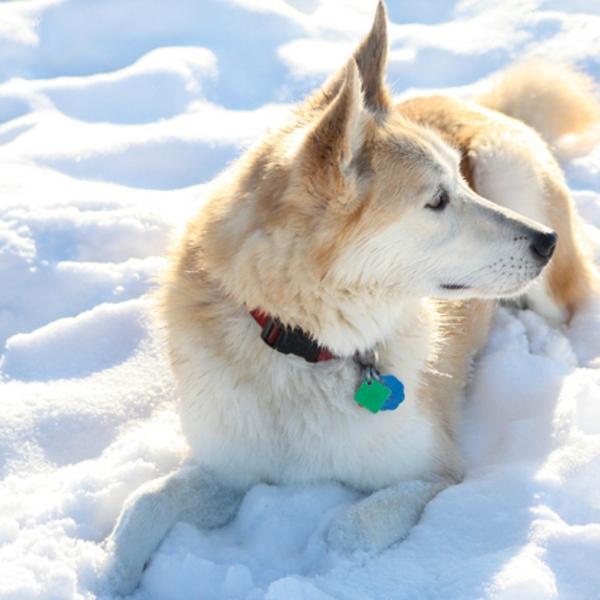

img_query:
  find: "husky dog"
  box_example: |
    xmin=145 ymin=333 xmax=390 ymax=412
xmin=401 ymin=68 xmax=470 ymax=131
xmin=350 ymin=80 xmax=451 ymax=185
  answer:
xmin=105 ymin=1 xmax=599 ymax=593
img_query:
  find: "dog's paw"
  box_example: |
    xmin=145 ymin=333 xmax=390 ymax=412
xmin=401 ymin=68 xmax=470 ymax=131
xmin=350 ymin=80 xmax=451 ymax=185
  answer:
xmin=325 ymin=479 xmax=446 ymax=556
xmin=101 ymin=544 xmax=146 ymax=597
xmin=325 ymin=503 xmax=409 ymax=556
xmin=325 ymin=508 xmax=372 ymax=555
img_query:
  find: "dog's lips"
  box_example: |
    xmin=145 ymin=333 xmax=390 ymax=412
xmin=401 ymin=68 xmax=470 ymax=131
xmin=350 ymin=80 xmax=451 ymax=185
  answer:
xmin=440 ymin=283 xmax=469 ymax=291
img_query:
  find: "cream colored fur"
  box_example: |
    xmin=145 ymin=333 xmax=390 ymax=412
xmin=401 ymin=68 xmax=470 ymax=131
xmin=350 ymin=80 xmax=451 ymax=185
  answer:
xmin=104 ymin=2 xmax=600 ymax=595
xmin=478 ymin=60 xmax=600 ymax=151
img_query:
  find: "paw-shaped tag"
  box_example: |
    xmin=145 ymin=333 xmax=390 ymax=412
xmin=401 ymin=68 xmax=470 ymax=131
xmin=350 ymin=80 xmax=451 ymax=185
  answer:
xmin=379 ymin=375 xmax=405 ymax=410
xmin=354 ymin=377 xmax=391 ymax=413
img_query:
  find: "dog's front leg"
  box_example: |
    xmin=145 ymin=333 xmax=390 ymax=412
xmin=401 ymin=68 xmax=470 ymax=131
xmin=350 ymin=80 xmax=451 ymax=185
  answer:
xmin=325 ymin=478 xmax=449 ymax=555
xmin=104 ymin=463 xmax=241 ymax=596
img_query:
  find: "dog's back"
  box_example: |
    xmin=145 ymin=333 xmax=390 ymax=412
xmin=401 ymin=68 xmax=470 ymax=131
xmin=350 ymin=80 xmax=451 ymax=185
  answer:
xmin=477 ymin=60 xmax=600 ymax=150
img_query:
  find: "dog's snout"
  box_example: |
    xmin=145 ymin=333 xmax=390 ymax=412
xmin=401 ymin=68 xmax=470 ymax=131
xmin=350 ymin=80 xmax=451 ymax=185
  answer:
xmin=530 ymin=231 xmax=557 ymax=263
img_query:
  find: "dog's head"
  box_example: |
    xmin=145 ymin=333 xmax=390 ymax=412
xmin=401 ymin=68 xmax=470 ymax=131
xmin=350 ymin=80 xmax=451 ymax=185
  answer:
xmin=283 ymin=1 xmax=555 ymax=298
xmin=211 ymin=1 xmax=556 ymax=347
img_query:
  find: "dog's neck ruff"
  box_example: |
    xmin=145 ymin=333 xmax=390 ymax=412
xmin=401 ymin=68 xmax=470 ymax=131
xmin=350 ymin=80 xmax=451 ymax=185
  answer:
xmin=250 ymin=309 xmax=336 ymax=363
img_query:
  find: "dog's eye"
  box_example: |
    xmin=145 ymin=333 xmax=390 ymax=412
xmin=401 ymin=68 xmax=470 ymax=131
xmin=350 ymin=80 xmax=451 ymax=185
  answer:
xmin=426 ymin=189 xmax=449 ymax=211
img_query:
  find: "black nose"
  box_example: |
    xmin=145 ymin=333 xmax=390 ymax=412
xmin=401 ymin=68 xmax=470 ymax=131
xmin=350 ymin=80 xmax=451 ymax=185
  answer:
xmin=530 ymin=231 xmax=557 ymax=262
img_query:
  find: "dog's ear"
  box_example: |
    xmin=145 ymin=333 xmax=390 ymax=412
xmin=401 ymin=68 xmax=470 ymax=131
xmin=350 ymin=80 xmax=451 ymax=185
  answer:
xmin=310 ymin=1 xmax=390 ymax=114
xmin=353 ymin=0 xmax=391 ymax=112
xmin=299 ymin=60 xmax=365 ymax=204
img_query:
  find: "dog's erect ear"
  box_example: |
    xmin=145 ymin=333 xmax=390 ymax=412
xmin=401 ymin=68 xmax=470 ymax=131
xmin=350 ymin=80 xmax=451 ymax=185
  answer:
xmin=310 ymin=1 xmax=390 ymax=114
xmin=300 ymin=60 xmax=365 ymax=203
xmin=353 ymin=0 xmax=391 ymax=112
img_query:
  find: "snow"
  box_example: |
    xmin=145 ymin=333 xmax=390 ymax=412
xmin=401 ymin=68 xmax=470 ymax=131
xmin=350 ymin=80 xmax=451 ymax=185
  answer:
xmin=1 ymin=0 xmax=600 ymax=598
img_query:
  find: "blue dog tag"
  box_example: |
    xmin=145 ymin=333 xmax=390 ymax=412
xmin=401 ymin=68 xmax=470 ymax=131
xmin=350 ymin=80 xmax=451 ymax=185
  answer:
xmin=379 ymin=375 xmax=405 ymax=411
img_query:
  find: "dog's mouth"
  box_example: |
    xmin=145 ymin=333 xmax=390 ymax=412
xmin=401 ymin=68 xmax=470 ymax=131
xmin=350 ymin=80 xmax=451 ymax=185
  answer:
xmin=440 ymin=283 xmax=469 ymax=291
xmin=440 ymin=275 xmax=538 ymax=298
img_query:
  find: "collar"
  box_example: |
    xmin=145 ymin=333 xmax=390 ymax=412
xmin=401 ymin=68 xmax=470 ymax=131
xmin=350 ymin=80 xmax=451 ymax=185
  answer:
xmin=250 ymin=309 xmax=405 ymax=412
xmin=250 ymin=309 xmax=336 ymax=363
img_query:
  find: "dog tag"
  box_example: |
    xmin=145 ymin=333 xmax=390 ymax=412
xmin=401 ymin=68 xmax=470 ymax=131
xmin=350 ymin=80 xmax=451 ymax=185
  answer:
xmin=379 ymin=375 xmax=405 ymax=410
xmin=354 ymin=376 xmax=391 ymax=413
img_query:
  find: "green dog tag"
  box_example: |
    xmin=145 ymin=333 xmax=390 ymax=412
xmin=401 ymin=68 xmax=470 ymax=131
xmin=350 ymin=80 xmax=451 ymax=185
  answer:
xmin=354 ymin=377 xmax=391 ymax=413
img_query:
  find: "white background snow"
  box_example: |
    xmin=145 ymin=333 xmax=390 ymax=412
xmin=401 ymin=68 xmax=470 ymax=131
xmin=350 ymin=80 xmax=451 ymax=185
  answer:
xmin=1 ymin=0 xmax=600 ymax=598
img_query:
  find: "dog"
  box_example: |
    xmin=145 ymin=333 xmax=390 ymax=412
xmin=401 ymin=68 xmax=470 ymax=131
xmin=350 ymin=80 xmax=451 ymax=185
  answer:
xmin=105 ymin=1 xmax=599 ymax=594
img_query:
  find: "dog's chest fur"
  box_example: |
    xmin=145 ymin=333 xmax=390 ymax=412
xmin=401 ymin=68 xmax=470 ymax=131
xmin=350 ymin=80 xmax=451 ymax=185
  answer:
xmin=169 ymin=298 xmax=440 ymax=493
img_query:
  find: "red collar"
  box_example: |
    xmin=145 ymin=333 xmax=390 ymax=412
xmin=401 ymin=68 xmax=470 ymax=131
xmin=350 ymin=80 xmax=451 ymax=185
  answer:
xmin=250 ymin=309 xmax=336 ymax=363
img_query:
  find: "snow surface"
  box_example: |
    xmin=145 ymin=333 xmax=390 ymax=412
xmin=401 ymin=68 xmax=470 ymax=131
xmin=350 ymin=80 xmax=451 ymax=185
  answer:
xmin=1 ymin=1 xmax=600 ymax=598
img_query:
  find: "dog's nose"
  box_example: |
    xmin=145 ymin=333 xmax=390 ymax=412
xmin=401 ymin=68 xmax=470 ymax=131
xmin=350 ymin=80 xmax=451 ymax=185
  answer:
xmin=530 ymin=231 xmax=557 ymax=262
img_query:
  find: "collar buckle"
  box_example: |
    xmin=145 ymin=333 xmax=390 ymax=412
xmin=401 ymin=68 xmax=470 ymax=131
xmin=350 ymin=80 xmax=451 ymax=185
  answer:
xmin=260 ymin=316 xmax=284 ymax=348
xmin=256 ymin=314 xmax=324 ymax=363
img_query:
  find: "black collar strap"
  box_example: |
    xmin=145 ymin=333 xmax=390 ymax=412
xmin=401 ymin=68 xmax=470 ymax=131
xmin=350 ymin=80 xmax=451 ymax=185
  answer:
xmin=250 ymin=309 xmax=336 ymax=363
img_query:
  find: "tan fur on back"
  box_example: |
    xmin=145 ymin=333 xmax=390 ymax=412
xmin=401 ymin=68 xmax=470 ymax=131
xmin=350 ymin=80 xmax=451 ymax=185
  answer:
xmin=478 ymin=61 xmax=600 ymax=145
